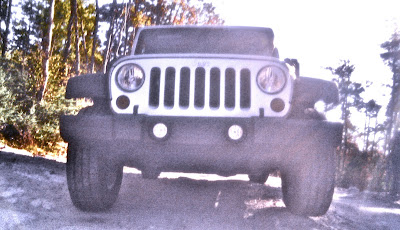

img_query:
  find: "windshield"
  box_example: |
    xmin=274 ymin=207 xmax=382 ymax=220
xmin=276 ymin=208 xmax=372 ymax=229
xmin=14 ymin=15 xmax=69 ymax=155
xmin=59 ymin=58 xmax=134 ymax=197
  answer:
xmin=134 ymin=27 xmax=275 ymax=56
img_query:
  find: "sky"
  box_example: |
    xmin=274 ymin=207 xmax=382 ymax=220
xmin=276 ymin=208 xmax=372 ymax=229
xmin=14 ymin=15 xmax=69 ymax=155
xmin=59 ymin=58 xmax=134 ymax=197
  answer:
xmin=212 ymin=0 xmax=399 ymax=89
xmin=98 ymin=0 xmax=400 ymax=127
xmin=210 ymin=0 xmax=400 ymax=126
xmin=12 ymin=0 xmax=399 ymax=106
xmin=98 ymin=0 xmax=399 ymax=94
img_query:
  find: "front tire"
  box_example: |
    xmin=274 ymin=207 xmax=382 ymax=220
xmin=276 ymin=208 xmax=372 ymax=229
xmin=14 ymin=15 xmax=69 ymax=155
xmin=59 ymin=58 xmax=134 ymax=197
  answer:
xmin=66 ymin=143 xmax=123 ymax=212
xmin=282 ymin=146 xmax=336 ymax=216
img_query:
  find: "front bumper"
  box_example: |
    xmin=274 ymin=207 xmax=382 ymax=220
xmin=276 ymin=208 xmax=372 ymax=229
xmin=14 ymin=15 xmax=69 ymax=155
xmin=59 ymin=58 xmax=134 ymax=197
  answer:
xmin=60 ymin=115 xmax=342 ymax=175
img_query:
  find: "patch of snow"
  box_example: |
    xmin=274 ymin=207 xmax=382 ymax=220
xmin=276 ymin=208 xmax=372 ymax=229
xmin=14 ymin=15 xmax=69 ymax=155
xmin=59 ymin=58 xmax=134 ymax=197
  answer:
xmin=123 ymin=166 xmax=283 ymax=187
xmin=1 ymin=145 xmax=67 ymax=163
xmin=159 ymin=172 xmax=250 ymax=181
xmin=0 ymin=208 xmax=35 ymax=229
xmin=0 ymin=187 xmax=24 ymax=198
xmin=245 ymin=198 xmax=285 ymax=209
xmin=123 ymin=167 xmax=141 ymax=174
xmin=347 ymin=186 xmax=361 ymax=194
xmin=30 ymin=198 xmax=55 ymax=210
xmin=0 ymin=176 xmax=6 ymax=186
xmin=359 ymin=206 xmax=400 ymax=215
xmin=333 ymin=190 xmax=349 ymax=200
xmin=6 ymin=197 xmax=18 ymax=204
xmin=43 ymin=171 xmax=65 ymax=184
xmin=15 ymin=171 xmax=48 ymax=182
xmin=0 ymin=146 xmax=32 ymax=157
xmin=265 ymin=176 xmax=282 ymax=188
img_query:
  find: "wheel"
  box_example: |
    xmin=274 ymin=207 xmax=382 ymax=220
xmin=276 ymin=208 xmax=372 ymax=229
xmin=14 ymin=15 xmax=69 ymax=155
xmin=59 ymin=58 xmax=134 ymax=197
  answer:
xmin=248 ymin=173 xmax=269 ymax=184
xmin=281 ymin=146 xmax=336 ymax=216
xmin=66 ymin=143 xmax=123 ymax=212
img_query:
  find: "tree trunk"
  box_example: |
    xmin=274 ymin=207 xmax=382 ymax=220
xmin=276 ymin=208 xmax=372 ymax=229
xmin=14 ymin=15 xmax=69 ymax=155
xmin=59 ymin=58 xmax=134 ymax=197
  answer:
xmin=372 ymin=117 xmax=379 ymax=152
xmin=126 ymin=0 xmax=141 ymax=55
xmin=366 ymin=116 xmax=371 ymax=151
xmin=1 ymin=0 xmax=12 ymax=58
xmin=102 ymin=0 xmax=117 ymax=73
xmin=89 ymin=0 xmax=99 ymax=73
xmin=80 ymin=20 xmax=89 ymax=71
xmin=123 ymin=0 xmax=132 ymax=55
xmin=73 ymin=0 xmax=80 ymax=75
xmin=38 ymin=0 xmax=55 ymax=102
xmin=339 ymin=76 xmax=350 ymax=174
xmin=61 ymin=0 xmax=76 ymax=76
xmin=116 ymin=3 xmax=129 ymax=57
xmin=155 ymin=0 xmax=163 ymax=25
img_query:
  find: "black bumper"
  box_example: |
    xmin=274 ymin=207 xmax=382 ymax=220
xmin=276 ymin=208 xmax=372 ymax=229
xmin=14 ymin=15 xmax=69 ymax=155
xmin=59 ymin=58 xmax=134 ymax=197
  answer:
xmin=60 ymin=115 xmax=342 ymax=175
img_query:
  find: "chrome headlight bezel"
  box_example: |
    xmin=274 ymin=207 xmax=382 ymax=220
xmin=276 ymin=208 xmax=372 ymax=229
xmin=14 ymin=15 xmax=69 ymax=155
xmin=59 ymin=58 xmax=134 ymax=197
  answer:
xmin=256 ymin=66 xmax=287 ymax=94
xmin=115 ymin=64 xmax=145 ymax=92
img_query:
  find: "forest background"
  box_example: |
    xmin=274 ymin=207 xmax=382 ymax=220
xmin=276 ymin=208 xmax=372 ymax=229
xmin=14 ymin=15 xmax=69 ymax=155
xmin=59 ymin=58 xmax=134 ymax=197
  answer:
xmin=1 ymin=0 xmax=400 ymax=194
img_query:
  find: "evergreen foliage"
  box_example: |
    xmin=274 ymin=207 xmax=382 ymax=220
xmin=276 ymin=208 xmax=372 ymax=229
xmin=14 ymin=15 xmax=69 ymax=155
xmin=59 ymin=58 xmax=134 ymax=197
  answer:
xmin=381 ymin=31 xmax=400 ymax=195
xmin=327 ymin=61 xmax=385 ymax=191
xmin=0 ymin=0 xmax=223 ymax=156
xmin=0 ymin=60 xmax=78 ymax=155
xmin=1 ymin=0 xmax=398 ymax=193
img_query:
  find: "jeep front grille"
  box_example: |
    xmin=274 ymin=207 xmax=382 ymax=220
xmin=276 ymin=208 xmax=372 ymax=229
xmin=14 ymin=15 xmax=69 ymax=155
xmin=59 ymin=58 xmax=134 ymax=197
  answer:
xmin=110 ymin=56 xmax=293 ymax=117
xmin=148 ymin=67 xmax=251 ymax=110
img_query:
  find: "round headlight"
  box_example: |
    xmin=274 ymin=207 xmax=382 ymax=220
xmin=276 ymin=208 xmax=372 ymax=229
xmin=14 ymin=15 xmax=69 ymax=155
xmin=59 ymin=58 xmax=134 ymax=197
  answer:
xmin=116 ymin=64 xmax=145 ymax=92
xmin=257 ymin=66 xmax=286 ymax=94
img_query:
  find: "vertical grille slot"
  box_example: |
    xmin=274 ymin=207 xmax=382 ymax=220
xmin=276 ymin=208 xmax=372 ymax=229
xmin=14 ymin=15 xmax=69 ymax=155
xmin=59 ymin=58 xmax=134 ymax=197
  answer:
xmin=179 ymin=67 xmax=190 ymax=108
xmin=149 ymin=67 xmax=161 ymax=107
xmin=195 ymin=67 xmax=205 ymax=108
xmin=164 ymin=67 xmax=175 ymax=107
xmin=225 ymin=68 xmax=235 ymax=109
xmin=240 ymin=69 xmax=251 ymax=109
xmin=209 ymin=67 xmax=220 ymax=108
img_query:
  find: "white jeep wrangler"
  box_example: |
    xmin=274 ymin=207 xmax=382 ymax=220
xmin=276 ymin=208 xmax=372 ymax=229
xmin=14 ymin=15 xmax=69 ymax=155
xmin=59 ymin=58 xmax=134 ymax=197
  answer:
xmin=60 ymin=26 xmax=342 ymax=216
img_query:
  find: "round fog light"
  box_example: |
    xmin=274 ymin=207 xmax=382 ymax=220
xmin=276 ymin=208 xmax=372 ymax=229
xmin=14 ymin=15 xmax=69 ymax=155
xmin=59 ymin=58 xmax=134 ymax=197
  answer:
xmin=270 ymin=98 xmax=285 ymax=113
xmin=116 ymin=95 xmax=130 ymax=110
xmin=228 ymin=125 xmax=244 ymax=141
xmin=153 ymin=123 xmax=168 ymax=139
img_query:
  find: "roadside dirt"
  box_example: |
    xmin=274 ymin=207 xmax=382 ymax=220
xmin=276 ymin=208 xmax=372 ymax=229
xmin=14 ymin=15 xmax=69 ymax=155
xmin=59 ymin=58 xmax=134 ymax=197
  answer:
xmin=1 ymin=147 xmax=400 ymax=229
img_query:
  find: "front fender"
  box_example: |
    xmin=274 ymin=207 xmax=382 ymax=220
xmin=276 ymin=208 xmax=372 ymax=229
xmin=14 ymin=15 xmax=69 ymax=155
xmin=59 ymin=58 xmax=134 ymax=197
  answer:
xmin=289 ymin=77 xmax=339 ymax=119
xmin=65 ymin=73 xmax=107 ymax=99
xmin=293 ymin=77 xmax=339 ymax=106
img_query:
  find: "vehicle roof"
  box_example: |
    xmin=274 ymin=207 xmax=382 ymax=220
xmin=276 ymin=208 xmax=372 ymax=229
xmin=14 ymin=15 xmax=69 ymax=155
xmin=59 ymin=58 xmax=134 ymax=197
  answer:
xmin=132 ymin=25 xmax=275 ymax=56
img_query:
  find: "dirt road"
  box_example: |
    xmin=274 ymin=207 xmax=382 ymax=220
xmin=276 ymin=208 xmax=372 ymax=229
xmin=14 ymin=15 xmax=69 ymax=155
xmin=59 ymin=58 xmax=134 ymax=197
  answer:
xmin=1 ymin=148 xmax=400 ymax=229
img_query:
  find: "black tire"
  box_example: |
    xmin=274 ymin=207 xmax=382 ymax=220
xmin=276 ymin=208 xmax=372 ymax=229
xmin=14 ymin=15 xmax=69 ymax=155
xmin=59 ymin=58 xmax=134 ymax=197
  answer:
xmin=248 ymin=173 xmax=269 ymax=184
xmin=281 ymin=146 xmax=336 ymax=216
xmin=66 ymin=143 xmax=123 ymax=212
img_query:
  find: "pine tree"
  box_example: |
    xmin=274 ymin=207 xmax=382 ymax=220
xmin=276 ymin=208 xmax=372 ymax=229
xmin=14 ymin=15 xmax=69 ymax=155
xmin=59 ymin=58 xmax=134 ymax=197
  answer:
xmin=0 ymin=0 xmax=13 ymax=57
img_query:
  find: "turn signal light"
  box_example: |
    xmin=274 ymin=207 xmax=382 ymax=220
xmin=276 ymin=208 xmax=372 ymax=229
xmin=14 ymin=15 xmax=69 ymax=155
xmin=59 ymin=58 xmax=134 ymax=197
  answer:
xmin=270 ymin=98 xmax=285 ymax=113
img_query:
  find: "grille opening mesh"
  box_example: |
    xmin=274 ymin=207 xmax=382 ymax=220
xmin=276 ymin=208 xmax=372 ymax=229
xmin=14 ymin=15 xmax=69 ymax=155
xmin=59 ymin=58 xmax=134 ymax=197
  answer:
xmin=209 ymin=68 xmax=221 ymax=108
xmin=164 ymin=67 xmax=176 ymax=107
xmin=225 ymin=68 xmax=236 ymax=109
xmin=195 ymin=68 xmax=206 ymax=108
xmin=149 ymin=67 xmax=161 ymax=107
xmin=179 ymin=67 xmax=190 ymax=108
xmin=240 ymin=69 xmax=251 ymax=109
